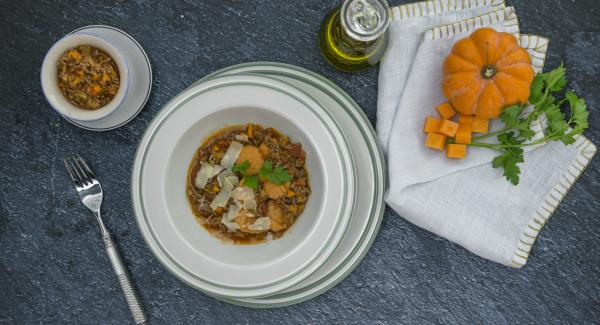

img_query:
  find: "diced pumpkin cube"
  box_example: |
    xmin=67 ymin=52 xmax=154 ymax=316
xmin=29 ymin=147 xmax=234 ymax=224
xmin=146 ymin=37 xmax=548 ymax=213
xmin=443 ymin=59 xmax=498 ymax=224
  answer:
xmin=446 ymin=144 xmax=467 ymax=159
xmin=425 ymin=133 xmax=447 ymax=151
xmin=423 ymin=116 xmax=441 ymax=133
xmin=438 ymin=119 xmax=459 ymax=137
xmin=436 ymin=102 xmax=456 ymax=120
xmin=472 ymin=117 xmax=489 ymax=133
xmin=458 ymin=114 xmax=474 ymax=124
xmin=454 ymin=123 xmax=472 ymax=144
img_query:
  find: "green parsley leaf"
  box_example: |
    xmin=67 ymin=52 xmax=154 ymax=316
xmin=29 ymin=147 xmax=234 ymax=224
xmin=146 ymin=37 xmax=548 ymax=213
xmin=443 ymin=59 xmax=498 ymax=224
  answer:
xmin=559 ymin=91 xmax=589 ymax=145
xmin=243 ymin=175 xmax=259 ymax=190
xmin=545 ymin=104 xmax=568 ymax=137
xmin=257 ymin=160 xmax=292 ymax=185
xmin=232 ymin=160 xmax=250 ymax=175
xmin=492 ymin=148 xmax=524 ymax=185
xmin=500 ymin=104 xmax=523 ymax=129
xmin=529 ymin=73 xmax=545 ymax=104
xmin=492 ymin=132 xmax=525 ymax=185
xmin=259 ymin=160 xmax=273 ymax=179
xmin=544 ymin=64 xmax=567 ymax=92
xmin=566 ymin=91 xmax=589 ymax=131
xmin=267 ymin=166 xmax=293 ymax=184
xmin=518 ymin=128 xmax=536 ymax=140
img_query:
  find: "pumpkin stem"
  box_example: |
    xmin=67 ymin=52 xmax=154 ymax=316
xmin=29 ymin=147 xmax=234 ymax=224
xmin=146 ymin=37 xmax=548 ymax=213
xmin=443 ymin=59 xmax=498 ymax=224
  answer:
xmin=481 ymin=64 xmax=496 ymax=79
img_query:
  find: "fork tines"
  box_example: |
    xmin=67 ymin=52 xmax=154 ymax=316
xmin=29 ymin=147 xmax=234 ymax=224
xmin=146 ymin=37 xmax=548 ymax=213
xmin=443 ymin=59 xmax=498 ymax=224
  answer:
xmin=64 ymin=156 xmax=97 ymax=187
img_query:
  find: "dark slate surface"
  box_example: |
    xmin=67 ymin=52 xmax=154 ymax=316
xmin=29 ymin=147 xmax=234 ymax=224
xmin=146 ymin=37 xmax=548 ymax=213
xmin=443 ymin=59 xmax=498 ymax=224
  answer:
xmin=1 ymin=0 xmax=599 ymax=323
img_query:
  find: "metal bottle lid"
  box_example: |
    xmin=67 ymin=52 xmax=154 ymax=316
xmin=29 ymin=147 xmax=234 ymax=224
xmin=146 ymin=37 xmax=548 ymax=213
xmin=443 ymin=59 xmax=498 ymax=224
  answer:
xmin=340 ymin=0 xmax=390 ymax=42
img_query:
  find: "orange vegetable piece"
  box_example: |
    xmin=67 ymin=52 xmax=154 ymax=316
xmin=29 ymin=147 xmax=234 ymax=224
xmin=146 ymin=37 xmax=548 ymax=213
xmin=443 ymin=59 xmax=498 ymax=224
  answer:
xmin=458 ymin=114 xmax=474 ymax=124
xmin=455 ymin=123 xmax=472 ymax=144
xmin=89 ymin=84 xmax=102 ymax=95
xmin=436 ymin=102 xmax=456 ymax=120
xmin=438 ymin=119 xmax=459 ymax=137
xmin=262 ymin=181 xmax=290 ymax=200
xmin=442 ymin=28 xmax=534 ymax=118
xmin=425 ymin=133 xmax=447 ymax=151
xmin=236 ymin=145 xmax=264 ymax=175
xmin=423 ymin=116 xmax=441 ymax=133
xmin=247 ymin=124 xmax=254 ymax=139
xmin=67 ymin=50 xmax=82 ymax=60
xmin=446 ymin=144 xmax=467 ymax=159
xmin=472 ymin=116 xmax=489 ymax=133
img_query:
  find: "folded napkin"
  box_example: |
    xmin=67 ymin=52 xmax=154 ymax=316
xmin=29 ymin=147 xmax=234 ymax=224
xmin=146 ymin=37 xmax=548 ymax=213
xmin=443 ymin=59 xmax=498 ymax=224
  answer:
xmin=377 ymin=0 xmax=506 ymax=151
xmin=379 ymin=1 xmax=597 ymax=267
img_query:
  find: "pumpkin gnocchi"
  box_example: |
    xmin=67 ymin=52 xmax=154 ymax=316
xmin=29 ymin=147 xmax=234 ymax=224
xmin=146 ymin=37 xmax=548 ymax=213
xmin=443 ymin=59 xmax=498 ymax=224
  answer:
xmin=186 ymin=124 xmax=311 ymax=244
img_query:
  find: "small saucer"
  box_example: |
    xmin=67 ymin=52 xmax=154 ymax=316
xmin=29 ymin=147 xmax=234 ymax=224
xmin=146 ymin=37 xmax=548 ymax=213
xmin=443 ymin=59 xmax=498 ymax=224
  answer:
xmin=65 ymin=25 xmax=152 ymax=131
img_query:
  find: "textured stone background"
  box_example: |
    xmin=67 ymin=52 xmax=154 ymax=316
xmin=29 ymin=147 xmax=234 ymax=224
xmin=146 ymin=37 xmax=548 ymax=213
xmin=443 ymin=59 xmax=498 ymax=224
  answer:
xmin=1 ymin=0 xmax=599 ymax=324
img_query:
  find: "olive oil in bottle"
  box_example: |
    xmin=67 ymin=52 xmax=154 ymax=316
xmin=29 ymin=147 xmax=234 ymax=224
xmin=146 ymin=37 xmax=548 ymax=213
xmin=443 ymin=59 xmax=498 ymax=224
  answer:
xmin=318 ymin=0 xmax=390 ymax=72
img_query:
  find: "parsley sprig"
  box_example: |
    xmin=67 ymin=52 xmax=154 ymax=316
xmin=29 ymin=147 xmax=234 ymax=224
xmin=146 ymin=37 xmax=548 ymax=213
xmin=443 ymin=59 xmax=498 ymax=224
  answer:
xmin=460 ymin=65 xmax=589 ymax=185
xmin=259 ymin=160 xmax=293 ymax=184
xmin=232 ymin=160 xmax=259 ymax=190
xmin=232 ymin=159 xmax=293 ymax=190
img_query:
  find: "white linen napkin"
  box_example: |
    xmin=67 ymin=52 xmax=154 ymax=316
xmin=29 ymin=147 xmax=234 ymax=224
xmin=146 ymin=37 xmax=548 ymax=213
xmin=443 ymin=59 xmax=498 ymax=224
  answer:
xmin=377 ymin=0 xmax=506 ymax=151
xmin=380 ymin=3 xmax=597 ymax=267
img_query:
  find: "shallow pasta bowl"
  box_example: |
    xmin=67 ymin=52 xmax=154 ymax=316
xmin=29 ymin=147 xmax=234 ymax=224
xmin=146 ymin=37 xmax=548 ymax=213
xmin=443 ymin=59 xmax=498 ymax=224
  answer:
xmin=131 ymin=74 xmax=355 ymax=298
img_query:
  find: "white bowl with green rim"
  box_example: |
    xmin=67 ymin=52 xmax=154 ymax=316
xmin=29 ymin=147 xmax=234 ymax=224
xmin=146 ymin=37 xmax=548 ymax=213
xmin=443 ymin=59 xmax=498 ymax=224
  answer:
xmin=131 ymin=73 xmax=356 ymax=298
xmin=198 ymin=62 xmax=386 ymax=307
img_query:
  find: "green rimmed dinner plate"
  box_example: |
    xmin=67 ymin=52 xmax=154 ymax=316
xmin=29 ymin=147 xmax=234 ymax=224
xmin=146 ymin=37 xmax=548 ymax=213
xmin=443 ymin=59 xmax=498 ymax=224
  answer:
xmin=131 ymin=73 xmax=356 ymax=298
xmin=200 ymin=62 xmax=386 ymax=307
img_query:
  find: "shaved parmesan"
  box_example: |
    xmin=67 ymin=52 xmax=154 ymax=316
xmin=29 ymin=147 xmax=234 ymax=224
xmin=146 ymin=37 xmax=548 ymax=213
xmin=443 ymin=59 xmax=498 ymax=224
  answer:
xmin=231 ymin=186 xmax=255 ymax=201
xmin=210 ymin=189 xmax=231 ymax=210
xmin=248 ymin=217 xmax=271 ymax=231
xmin=222 ymin=204 xmax=240 ymax=222
xmin=220 ymin=141 xmax=243 ymax=169
xmin=222 ymin=221 xmax=240 ymax=231
xmin=221 ymin=204 xmax=242 ymax=231
xmin=231 ymin=186 xmax=257 ymax=211
xmin=194 ymin=163 xmax=222 ymax=189
xmin=217 ymin=169 xmax=238 ymax=187
xmin=210 ymin=171 xmax=239 ymax=210
xmin=243 ymin=198 xmax=257 ymax=211
xmin=235 ymin=134 xmax=249 ymax=142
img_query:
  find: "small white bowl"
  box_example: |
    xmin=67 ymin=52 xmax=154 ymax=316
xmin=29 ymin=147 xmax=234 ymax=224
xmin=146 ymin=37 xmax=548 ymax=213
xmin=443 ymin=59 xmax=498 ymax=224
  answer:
xmin=41 ymin=33 xmax=129 ymax=121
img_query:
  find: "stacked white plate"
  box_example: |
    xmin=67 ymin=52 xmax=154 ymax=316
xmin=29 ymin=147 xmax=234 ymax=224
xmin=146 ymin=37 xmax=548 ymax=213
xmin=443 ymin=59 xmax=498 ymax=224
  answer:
xmin=131 ymin=62 xmax=386 ymax=307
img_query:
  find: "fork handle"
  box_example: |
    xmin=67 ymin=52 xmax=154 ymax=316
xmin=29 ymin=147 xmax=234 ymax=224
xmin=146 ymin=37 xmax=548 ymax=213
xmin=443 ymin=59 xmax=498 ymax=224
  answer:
xmin=103 ymin=234 xmax=147 ymax=325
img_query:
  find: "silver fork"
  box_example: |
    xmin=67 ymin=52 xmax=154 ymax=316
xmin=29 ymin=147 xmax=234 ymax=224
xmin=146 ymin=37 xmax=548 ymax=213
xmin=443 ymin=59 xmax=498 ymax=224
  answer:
xmin=64 ymin=156 xmax=147 ymax=325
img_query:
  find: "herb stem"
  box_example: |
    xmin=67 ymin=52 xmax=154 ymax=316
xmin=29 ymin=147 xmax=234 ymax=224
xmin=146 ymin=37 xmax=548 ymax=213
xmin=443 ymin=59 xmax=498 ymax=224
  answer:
xmin=472 ymin=127 xmax=509 ymax=141
xmin=468 ymin=137 xmax=548 ymax=149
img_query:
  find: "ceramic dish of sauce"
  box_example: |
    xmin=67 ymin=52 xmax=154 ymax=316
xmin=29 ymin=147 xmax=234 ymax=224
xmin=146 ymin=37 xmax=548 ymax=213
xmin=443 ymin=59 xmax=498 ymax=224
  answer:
xmin=57 ymin=44 xmax=120 ymax=110
xmin=41 ymin=33 xmax=129 ymax=121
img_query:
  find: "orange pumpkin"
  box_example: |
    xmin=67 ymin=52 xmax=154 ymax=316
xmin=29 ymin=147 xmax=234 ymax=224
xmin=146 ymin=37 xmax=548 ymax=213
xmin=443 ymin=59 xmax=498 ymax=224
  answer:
xmin=442 ymin=28 xmax=534 ymax=118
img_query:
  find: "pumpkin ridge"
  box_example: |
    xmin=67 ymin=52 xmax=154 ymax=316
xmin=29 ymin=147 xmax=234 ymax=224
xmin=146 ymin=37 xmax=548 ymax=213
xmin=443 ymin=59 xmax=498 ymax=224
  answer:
xmin=494 ymin=72 xmax=532 ymax=88
xmin=490 ymin=41 xmax=518 ymax=66
xmin=451 ymin=38 xmax=485 ymax=66
xmin=496 ymin=62 xmax=532 ymax=70
xmin=493 ymin=73 xmax=531 ymax=107
xmin=453 ymin=52 xmax=481 ymax=67
xmin=496 ymin=47 xmax=533 ymax=68
xmin=477 ymin=82 xmax=505 ymax=117
xmin=444 ymin=76 xmax=480 ymax=101
xmin=469 ymin=79 xmax=490 ymax=115
xmin=469 ymin=81 xmax=487 ymax=115
xmin=496 ymin=65 xmax=535 ymax=82
xmin=452 ymin=81 xmax=486 ymax=115
xmin=444 ymin=54 xmax=479 ymax=73
xmin=471 ymin=79 xmax=491 ymax=115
